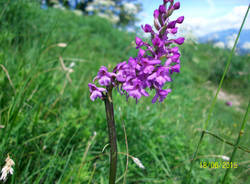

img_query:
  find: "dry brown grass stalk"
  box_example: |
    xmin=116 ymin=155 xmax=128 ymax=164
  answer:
xmin=0 ymin=64 xmax=15 ymax=94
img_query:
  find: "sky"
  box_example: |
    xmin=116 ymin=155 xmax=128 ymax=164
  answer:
xmin=137 ymin=0 xmax=250 ymax=36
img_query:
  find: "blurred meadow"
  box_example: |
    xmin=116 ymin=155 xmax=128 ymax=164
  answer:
xmin=0 ymin=0 xmax=249 ymax=183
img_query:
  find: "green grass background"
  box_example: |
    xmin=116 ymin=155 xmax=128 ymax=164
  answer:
xmin=0 ymin=1 xmax=249 ymax=183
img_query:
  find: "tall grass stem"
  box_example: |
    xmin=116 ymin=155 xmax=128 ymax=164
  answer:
xmin=222 ymin=100 xmax=249 ymax=183
xmin=203 ymin=4 xmax=249 ymax=130
xmin=187 ymin=4 xmax=249 ymax=183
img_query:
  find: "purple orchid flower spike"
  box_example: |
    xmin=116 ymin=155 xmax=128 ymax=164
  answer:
xmin=89 ymin=0 xmax=185 ymax=103
xmin=88 ymin=1 xmax=185 ymax=183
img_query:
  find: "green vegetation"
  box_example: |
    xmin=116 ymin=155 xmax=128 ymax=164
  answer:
xmin=0 ymin=1 xmax=249 ymax=183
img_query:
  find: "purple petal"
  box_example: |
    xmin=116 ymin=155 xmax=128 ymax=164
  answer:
xmin=130 ymin=90 xmax=142 ymax=99
xmin=174 ymin=37 xmax=185 ymax=45
xmin=135 ymin=37 xmax=143 ymax=48
xmin=98 ymin=87 xmax=106 ymax=92
xmin=143 ymin=65 xmax=155 ymax=74
xmin=113 ymin=61 xmax=127 ymax=72
xmin=152 ymin=93 xmax=159 ymax=103
xmin=171 ymin=47 xmax=179 ymax=53
xmin=142 ymin=24 xmax=152 ymax=33
xmin=159 ymin=5 xmax=166 ymax=14
xmin=148 ymin=59 xmax=161 ymax=65
xmin=138 ymin=48 xmax=146 ymax=57
xmin=152 ymin=36 xmax=163 ymax=47
xmin=90 ymin=90 xmax=102 ymax=101
xmin=99 ymin=66 xmax=108 ymax=74
xmin=156 ymin=76 xmax=166 ymax=86
xmin=171 ymin=64 xmax=180 ymax=73
xmin=171 ymin=54 xmax=180 ymax=62
xmin=177 ymin=16 xmax=184 ymax=23
xmin=141 ymin=89 xmax=149 ymax=96
xmin=173 ymin=2 xmax=180 ymax=10
xmin=168 ymin=21 xmax=176 ymax=28
xmin=154 ymin=9 xmax=159 ymax=19
xmin=99 ymin=76 xmax=111 ymax=86
xmin=88 ymin=83 xmax=96 ymax=93
xmin=159 ymin=89 xmax=171 ymax=102
xmin=170 ymin=27 xmax=178 ymax=34
xmin=164 ymin=58 xmax=172 ymax=66
xmin=148 ymin=72 xmax=157 ymax=80
xmin=128 ymin=57 xmax=137 ymax=68
xmin=116 ymin=71 xmax=126 ymax=82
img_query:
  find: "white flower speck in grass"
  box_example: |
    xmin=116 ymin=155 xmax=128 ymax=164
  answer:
xmin=0 ymin=125 xmax=4 ymax=129
xmin=57 ymin=43 xmax=67 ymax=48
xmin=221 ymin=155 xmax=230 ymax=161
xmin=131 ymin=156 xmax=145 ymax=169
xmin=69 ymin=62 xmax=75 ymax=68
xmin=0 ymin=154 xmax=15 ymax=182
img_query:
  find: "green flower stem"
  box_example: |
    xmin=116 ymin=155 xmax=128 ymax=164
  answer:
xmin=222 ymin=100 xmax=249 ymax=183
xmin=187 ymin=130 xmax=205 ymax=183
xmin=187 ymin=4 xmax=249 ymax=183
xmin=204 ymin=130 xmax=250 ymax=153
xmin=104 ymin=87 xmax=117 ymax=184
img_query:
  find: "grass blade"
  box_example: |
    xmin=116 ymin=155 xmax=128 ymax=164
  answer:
xmin=222 ymin=100 xmax=249 ymax=183
xmin=187 ymin=4 xmax=250 ymax=183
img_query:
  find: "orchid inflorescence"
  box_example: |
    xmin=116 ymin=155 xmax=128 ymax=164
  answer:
xmin=89 ymin=0 xmax=185 ymax=103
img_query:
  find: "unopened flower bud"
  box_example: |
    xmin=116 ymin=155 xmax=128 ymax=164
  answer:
xmin=176 ymin=16 xmax=184 ymax=23
xmin=142 ymin=24 xmax=152 ymax=33
xmin=159 ymin=5 xmax=166 ymax=14
xmin=170 ymin=27 xmax=178 ymax=34
xmin=154 ymin=9 xmax=159 ymax=19
xmin=174 ymin=37 xmax=185 ymax=45
xmin=164 ymin=0 xmax=173 ymax=3
xmin=167 ymin=20 xmax=176 ymax=28
xmin=173 ymin=2 xmax=180 ymax=10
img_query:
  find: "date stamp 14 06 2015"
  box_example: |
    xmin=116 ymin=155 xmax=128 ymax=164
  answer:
xmin=200 ymin=162 xmax=238 ymax=169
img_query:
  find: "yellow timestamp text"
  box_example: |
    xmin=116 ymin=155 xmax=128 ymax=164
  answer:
xmin=200 ymin=161 xmax=238 ymax=169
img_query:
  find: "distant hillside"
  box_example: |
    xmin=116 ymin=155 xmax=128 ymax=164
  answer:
xmin=199 ymin=29 xmax=250 ymax=54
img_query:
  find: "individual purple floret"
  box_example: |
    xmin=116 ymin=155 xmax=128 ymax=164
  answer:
xmin=152 ymin=88 xmax=172 ymax=103
xmin=88 ymin=83 xmax=107 ymax=101
xmin=93 ymin=66 xmax=116 ymax=86
xmin=89 ymin=0 xmax=185 ymax=103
